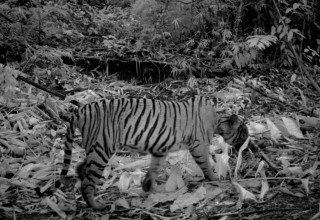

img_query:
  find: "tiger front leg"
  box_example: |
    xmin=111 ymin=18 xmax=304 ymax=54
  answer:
xmin=142 ymin=154 xmax=167 ymax=192
xmin=190 ymin=143 xmax=217 ymax=181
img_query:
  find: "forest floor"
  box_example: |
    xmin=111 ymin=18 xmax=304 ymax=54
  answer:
xmin=1 ymin=73 xmax=319 ymax=220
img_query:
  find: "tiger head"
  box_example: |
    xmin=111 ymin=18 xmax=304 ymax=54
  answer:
xmin=216 ymin=114 xmax=249 ymax=151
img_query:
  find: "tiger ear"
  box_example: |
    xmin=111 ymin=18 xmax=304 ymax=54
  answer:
xmin=228 ymin=114 xmax=240 ymax=126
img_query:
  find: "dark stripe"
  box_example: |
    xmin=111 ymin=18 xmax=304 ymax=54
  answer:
xmin=85 ymin=104 xmax=97 ymax=149
xmin=95 ymin=145 xmax=109 ymax=164
xmin=142 ymin=111 xmax=151 ymax=132
xmin=135 ymin=129 xmax=144 ymax=145
xmin=86 ymin=171 xmax=102 ymax=182
xmin=193 ymin=116 xmax=197 ymax=139
xmin=194 ymin=160 xmax=205 ymax=165
xmin=133 ymin=99 xmax=140 ymax=115
xmin=149 ymin=125 xmax=167 ymax=152
xmin=157 ymin=128 xmax=172 ymax=152
xmin=123 ymin=99 xmax=137 ymax=126
xmin=87 ymin=104 xmax=94 ymax=140
xmin=144 ymin=114 xmax=160 ymax=150
xmin=152 ymin=153 xmax=165 ymax=158
xmin=177 ymin=102 xmax=181 ymax=115
xmin=110 ymin=99 xmax=114 ymax=108
xmin=177 ymin=103 xmax=182 ymax=129
xmin=64 ymin=149 xmax=72 ymax=154
xmin=161 ymin=101 xmax=167 ymax=128
xmin=182 ymin=102 xmax=189 ymax=132
xmin=118 ymin=99 xmax=129 ymax=118
xmin=152 ymin=99 xmax=156 ymax=117
xmin=113 ymin=99 xmax=123 ymax=125
xmin=61 ymin=169 xmax=68 ymax=175
xmin=166 ymin=136 xmax=176 ymax=151
xmin=198 ymin=110 xmax=205 ymax=141
xmin=159 ymin=129 xmax=177 ymax=152
xmin=69 ymin=115 xmax=75 ymax=134
xmin=81 ymin=105 xmax=88 ymax=136
xmin=124 ymin=126 xmax=131 ymax=145
xmin=132 ymin=98 xmax=147 ymax=137
xmin=66 ymin=135 xmax=73 ymax=143
xmin=103 ymin=101 xmax=109 ymax=147
xmin=191 ymin=98 xmax=194 ymax=119
xmin=172 ymin=102 xmax=177 ymax=131
xmin=91 ymin=102 xmax=101 ymax=144
xmin=63 ymin=158 xmax=71 ymax=164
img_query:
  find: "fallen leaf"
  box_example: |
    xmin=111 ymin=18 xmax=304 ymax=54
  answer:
xmin=44 ymin=197 xmax=66 ymax=219
xmin=214 ymin=154 xmax=230 ymax=179
xmin=282 ymin=117 xmax=304 ymax=138
xmin=170 ymin=186 xmax=206 ymax=212
xmin=118 ymin=171 xmax=132 ymax=191
xmin=142 ymin=187 xmax=187 ymax=208
xmin=116 ymin=198 xmax=130 ymax=209
xmin=234 ymin=137 xmax=250 ymax=179
xmin=266 ymin=118 xmax=281 ymax=141
xmin=301 ymin=178 xmax=309 ymax=194
xmin=165 ymin=165 xmax=185 ymax=192
xmin=232 ymin=181 xmax=257 ymax=206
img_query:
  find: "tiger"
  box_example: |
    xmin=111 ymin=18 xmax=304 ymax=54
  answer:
xmin=56 ymin=95 xmax=248 ymax=210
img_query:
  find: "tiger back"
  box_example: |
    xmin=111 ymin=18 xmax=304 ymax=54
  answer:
xmin=58 ymin=96 xmax=248 ymax=210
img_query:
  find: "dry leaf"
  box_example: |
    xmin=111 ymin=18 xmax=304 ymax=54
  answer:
xmin=234 ymin=137 xmax=250 ymax=179
xmin=280 ymin=166 xmax=303 ymax=177
xmin=214 ymin=154 xmax=230 ymax=179
xmin=170 ymin=186 xmax=206 ymax=212
xmin=266 ymin=118 xmax=281 ymax=141
xmin=278 ymin=187 xmax=304 ymax=197
xmin=165 ymin=165 xmax=185 ymax=192
xmin=44 ymin=197 xmax=67 ymax=219
xmin=232 ymin=181 xmax=257 ymax=205
xmin=142 ymin=187 xmax=188 ymax=209
xmin=101 ymin=174 xmax=117 ymax=190
xmin=260 ymin=180 xmax=269 ymax=199
xmin=118 ymin=171 xmax=132 ymax=191
xmin=248 ymin=121 xmax=267 ymax=135
xmin=282 ymin=117 xmax=304 ymax=139
xmin=116 ymin=198 xmax=130 ymax=209
xmin=205 ymin=185 xmax=224 ymax=200
xmin=130 ymin=169 xmax=144 ymax=186
xmin=301 ymin=178 xmax=309 ymax=194
xmin=114 ymin=155 xmax=150 ymax=171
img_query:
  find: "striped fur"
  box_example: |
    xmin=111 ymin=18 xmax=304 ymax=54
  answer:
xmin=58 ymin=96 xmax=248 ymax=210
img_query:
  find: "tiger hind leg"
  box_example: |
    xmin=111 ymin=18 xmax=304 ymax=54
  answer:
xmin=142 ymin=153 xmax=167 ymax=192
xmin=78 ymin=151 xmax=109 ymax=210
xmin=190 ymin=144 xmax=217 ymax=181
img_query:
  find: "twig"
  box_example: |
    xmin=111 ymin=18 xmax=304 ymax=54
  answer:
xmin=0 ymin=12 xmax=13 ymax=22
xmin=250 ymin=141 xmax=280 ymax=172
xmin=16 ymin=75 xmax=80 ymax=107
xmin=210 ymin=208 xmax=301 ymax=218
xmin=244 ymin=81 xmax=311 ymax=115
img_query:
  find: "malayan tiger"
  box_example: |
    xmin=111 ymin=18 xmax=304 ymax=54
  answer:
xmin=56 ymin=95 xmax=248 ymax=210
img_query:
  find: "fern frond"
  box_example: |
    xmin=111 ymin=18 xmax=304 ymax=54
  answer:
xmin=246 ymin=35 xmax=278 ymax=50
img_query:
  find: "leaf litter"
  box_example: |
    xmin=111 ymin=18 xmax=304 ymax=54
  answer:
xmin=0 ymin=76 xmax=319 ymax=219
